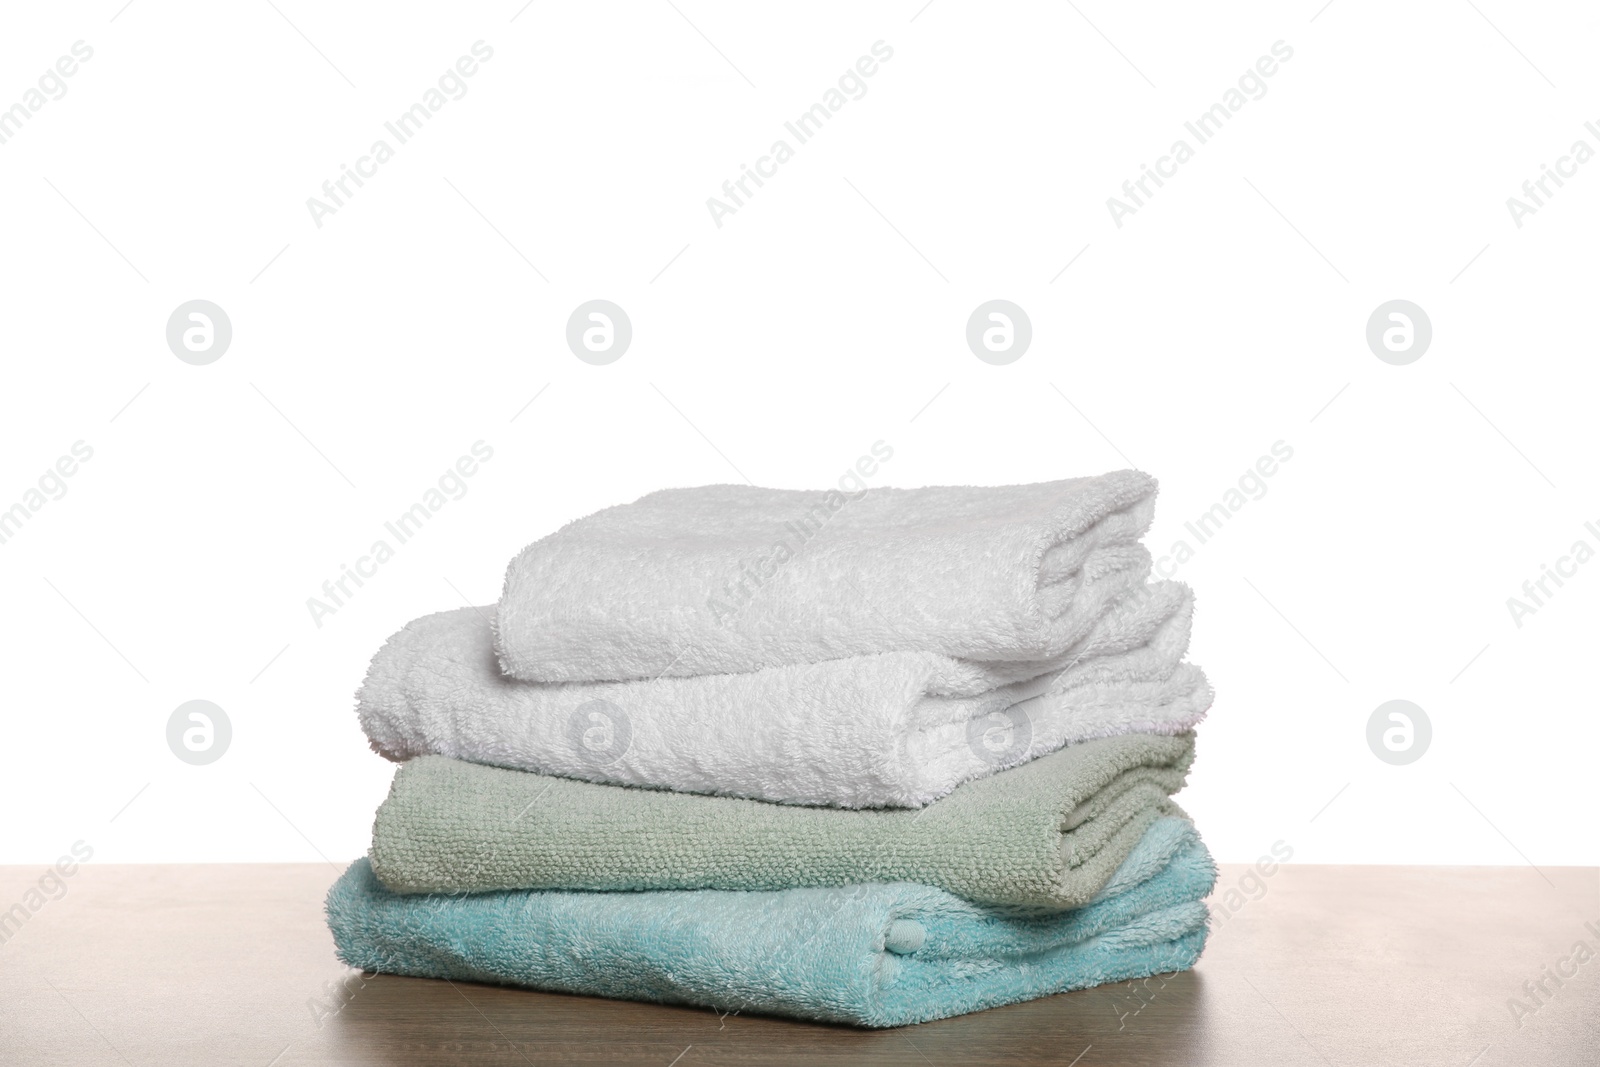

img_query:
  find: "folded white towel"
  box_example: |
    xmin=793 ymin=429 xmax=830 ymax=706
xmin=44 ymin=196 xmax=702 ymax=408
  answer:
xmin=493 ymin=470 xmax=1158 ymax=683
xmin=358 ymin=581 xmax=1210 ymax=808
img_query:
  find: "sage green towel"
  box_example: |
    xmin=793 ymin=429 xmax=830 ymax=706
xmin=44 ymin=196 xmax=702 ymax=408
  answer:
xmin=370 ymin=733 xmax=1194 ymax=910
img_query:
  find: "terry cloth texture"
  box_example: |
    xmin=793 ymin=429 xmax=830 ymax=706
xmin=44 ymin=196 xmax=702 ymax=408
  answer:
xmin=358 ymin=580 xmax=1211 ymax=809
xmin=368 ymin=733 xmax=1195 ymax=910
xmin=493 ymin=470 xmax=1159 ymax=683
xmin=330 ymin=815 xmax=1216 ymax=1028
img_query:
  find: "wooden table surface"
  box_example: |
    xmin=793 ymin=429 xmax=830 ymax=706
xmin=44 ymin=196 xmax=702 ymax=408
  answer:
xmin=1 ymin=862 xmax=1593 ymax=1066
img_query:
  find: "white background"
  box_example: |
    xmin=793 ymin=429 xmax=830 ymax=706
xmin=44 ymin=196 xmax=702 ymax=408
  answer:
xmin=1 ymin=1 xmax=1595 ymax=869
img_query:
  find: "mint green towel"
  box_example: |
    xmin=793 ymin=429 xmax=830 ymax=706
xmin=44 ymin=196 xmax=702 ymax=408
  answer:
xmin=370 ymin=733 xmax=1194 ymax=910
xmin=329 ymin=815 xmax=1215 ymax=1027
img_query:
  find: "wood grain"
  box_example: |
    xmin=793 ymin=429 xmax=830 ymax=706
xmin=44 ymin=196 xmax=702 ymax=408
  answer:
xmin=0 ymin=862 xmax=1593 ymax=1065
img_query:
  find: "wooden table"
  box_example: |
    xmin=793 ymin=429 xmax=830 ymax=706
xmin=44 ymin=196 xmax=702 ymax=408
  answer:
xmin=2 ymin=863 xmax=1593 ymax=1065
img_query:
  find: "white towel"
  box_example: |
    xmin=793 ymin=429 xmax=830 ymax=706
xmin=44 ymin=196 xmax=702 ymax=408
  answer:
xmin=493 ymin=470 xmax=1158 ymax=683
xmin=357 ymin=581 xmax=1211 ymax=809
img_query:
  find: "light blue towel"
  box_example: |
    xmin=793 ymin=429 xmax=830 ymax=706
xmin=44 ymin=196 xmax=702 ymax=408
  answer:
xmin=325 ymin=817 xmax=1215 ymax=1027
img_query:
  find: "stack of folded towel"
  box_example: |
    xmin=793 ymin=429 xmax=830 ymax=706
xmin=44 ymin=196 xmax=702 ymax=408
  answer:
xmin=326 ymin=470 xmax=1219 ymax=1027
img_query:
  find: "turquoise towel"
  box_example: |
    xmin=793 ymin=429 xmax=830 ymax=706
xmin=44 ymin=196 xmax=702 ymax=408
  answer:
xmin=326 ymin=816 xmax=1215 ymax=1028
